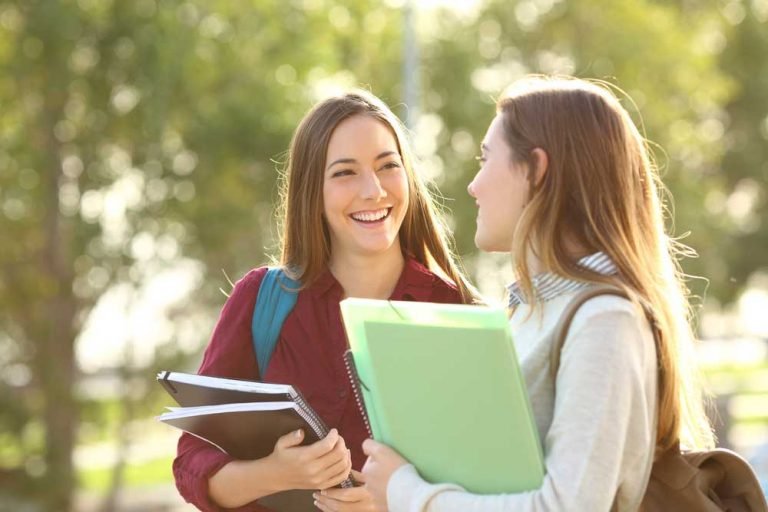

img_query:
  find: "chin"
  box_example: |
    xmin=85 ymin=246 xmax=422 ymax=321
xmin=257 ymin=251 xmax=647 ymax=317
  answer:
xmin=474 ymin=234 xmax=492 ymax=252
xmin=357 ymin=238 xmax=400 ymax=256
xmin=475 ymin=236 xmax=507 ymax=254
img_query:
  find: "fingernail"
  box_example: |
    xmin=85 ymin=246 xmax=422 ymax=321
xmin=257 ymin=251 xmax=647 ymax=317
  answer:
xmin=320 ymin=489 xmax=327 ymax=495
xmin=295 ymin=429 xmax=302 ymax=438
xmin=312 ymin=493 xmax=319 ymax=500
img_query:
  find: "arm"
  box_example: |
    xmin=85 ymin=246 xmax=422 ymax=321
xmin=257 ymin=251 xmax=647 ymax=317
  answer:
xmin=208 ymin=428 xmax=352 ymax=508
xmin=173 ymin=269 xmax=266 ymax=511
xmin=371 ymin=299 xmax=656 ymax=512
xmin=173 ymin=269 xmax=353 ymax=510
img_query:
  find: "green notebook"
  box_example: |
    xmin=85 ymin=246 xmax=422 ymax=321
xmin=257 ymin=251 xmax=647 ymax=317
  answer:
xmin=340 ymin=299 xmax=544 ymax=495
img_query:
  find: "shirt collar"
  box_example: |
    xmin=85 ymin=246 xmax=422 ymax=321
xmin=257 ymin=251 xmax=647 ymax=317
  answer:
xmin=506 ymin=251 xmax=618 ymax=307
xmin=310 ymin=256 xmax=438 ymax=300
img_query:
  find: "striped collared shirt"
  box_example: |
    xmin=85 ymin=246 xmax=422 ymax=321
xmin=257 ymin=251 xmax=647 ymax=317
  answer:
xmin=506 ymin=252 xmax=618 ymax=307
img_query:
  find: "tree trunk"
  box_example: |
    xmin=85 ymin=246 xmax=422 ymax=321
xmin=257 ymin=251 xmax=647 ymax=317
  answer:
xmin=38 ymin=72 xmax=78 ymax=512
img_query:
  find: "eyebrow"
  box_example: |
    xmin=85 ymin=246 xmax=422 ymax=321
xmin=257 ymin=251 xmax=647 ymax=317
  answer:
xmin=326 ymin=151 xmax=399 ymax=171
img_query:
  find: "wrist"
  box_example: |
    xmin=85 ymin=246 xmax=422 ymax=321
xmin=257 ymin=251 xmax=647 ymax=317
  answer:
xmin=208 ymin=456 xmax=289 ymax=508
xmin=259 ymin=452 xmax=291 ymax=493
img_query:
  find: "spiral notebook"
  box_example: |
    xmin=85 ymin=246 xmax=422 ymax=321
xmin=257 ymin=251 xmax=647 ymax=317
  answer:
xmin=340 ymin=299 xmax=545 ymax=495
xmin=156 ymin=371 xmax=353 ymax=511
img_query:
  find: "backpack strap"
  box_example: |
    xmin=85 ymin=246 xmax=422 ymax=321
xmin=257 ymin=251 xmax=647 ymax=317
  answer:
xmin=548 ymin=284 xmax=659 ymax=512
xmin=548 ymin=284 xmax=631 ymax=381
xmin=251 ymin=268 xmax=300 ymax=379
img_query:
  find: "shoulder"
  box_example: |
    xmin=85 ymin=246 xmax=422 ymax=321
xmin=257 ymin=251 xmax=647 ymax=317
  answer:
xmin=226 ymin=266 xmax=296 ymax=308
xmin=569 ymin=293 xmax=644 ymax=331
xmin=229 ymin=266 xmax=269 ymax=296
xmin=563 ymin=291 xmax=656 ymax=366
xmin=401 ymin=258 xmax=463 ymax=303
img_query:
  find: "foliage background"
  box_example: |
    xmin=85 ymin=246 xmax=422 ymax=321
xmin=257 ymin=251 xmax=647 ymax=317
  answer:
xmin=0 ymin=0 xmax=766 ymax=509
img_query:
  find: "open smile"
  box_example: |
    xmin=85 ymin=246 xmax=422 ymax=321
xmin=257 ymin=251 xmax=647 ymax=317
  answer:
xmin=349 ymin=207 xmax=392 ymax=224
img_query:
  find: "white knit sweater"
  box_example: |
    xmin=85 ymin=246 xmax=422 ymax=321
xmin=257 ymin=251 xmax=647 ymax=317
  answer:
xmin=386 ymin=291 xmax=657 ymax=512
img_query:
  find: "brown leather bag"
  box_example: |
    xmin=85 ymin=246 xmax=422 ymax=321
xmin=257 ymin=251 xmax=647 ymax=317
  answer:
xmin=550 ymin=285 xmax=768 ymax=512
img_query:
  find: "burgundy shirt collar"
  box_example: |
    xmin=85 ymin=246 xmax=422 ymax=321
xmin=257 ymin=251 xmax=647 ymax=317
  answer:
xmin=309 ymin=256 xmax=441 ymax=300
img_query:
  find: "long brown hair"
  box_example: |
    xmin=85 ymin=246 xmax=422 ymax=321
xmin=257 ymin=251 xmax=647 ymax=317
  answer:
xmin=278 ymin=90 xmax=476 ymax=303
xmin=498 ymin=76 xmax=713 ymax=451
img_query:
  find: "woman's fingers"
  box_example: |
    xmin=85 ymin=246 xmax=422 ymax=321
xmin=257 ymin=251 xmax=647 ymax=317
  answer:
xmin=313 ymin=497 xmax=337 ymax=512
xmin=350 ymin=469 xmax=366 ymax=484
xmin=317 ymin=456 xmax=353 ymax=489
xmin=313 ymin=485 xmax=377 ymax=512
xmin=311 ymin=437 xmax=349 ymax=476
xmin=302 ymin=428 xmax=340 ymax=460
xmin=361 ymin=438 xmax=382 ymax=457
xmin=317 ymin=485 xmax=367 ymax=502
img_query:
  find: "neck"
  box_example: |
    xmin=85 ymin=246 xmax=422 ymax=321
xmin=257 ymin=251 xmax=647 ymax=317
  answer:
xmin=524 ymin=246 xmax=545 ymax=275
xmin=525 ymin=237 xmax=588 ymax=275
xmin=329 ymin=246 xmax=406 ymax=300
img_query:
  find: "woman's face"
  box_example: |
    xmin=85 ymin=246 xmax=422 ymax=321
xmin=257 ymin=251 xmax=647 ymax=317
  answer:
xmin=468 ymin=114 xmax=531 ymax=253
xmin=323 ymin=114 xmax=409 ymax=260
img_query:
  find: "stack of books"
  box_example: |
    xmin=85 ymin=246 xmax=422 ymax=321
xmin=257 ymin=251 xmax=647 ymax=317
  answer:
xmin=156 ymin=371 xmax=352 ymax=511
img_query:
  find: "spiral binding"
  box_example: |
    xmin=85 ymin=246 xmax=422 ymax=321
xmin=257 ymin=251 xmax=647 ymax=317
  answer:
xmin=291 ymin=392 xmax=327 ymax=437
xmin=292 ymin=392 xmax=355 ymax=489
xmin=343 ymin=350 xmax=373 ymax=439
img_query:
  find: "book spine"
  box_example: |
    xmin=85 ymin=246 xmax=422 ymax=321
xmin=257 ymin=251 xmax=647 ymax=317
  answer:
xmin=291 ymin=394 xmax=354 ymax=489
xmin=292 ymin=403 xmax=327 ymax=442
xmin=292 ymin=394 xmax=329 ymax=439
xmin=343 ymin=350 xmax=372 ymax=439
xmin=291 ymin=391 xmax=328 ymax=438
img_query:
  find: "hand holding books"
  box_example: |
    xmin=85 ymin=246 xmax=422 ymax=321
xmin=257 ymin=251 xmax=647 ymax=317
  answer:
xmin=156 ymin=371 xmax=354 ymax=511
xmin=313 ymin=469 xmax=378 ymax=511
xmin=358 ymin=439 xmax=408 ymax=512
xmin=267 ymin=427 xmax=352 ymax=491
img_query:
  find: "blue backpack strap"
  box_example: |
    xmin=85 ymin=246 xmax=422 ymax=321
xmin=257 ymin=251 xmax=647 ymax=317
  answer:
xmin=251 ymin=268 xmax=300 ymax=378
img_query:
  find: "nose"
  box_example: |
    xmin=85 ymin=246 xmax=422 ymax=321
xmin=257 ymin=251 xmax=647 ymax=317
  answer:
xmin=361 ymin=170 xmax=385 ymax=200
xmin=467 ymin=177 xmax=477 ymax=198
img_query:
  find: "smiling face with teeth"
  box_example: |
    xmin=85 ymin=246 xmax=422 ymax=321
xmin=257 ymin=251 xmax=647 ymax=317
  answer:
xmin=323 ymin=114 xmax=409 ymax=262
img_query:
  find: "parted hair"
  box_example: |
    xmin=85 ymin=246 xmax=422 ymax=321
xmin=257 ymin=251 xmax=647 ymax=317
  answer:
xmin=278 ymin=90 xmax=476 ymax=304
xmin=498 ymin=76 xmax=714 ymax=451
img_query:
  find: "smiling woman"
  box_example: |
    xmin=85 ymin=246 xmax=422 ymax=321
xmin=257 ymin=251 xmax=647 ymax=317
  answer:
xmin=323 ymin=115 xmax=409 ymax=283
xmin=171 ymin=90 xmax=478 ymax=512
xmin=279 ymin=90 xmax=476 ymax=303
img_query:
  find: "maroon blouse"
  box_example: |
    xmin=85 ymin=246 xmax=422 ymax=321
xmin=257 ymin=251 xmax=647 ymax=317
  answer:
xmin=172 ymin=258 xmax=464 ymax=511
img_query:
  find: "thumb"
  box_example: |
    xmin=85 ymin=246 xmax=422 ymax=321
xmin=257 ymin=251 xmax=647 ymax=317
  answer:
xmin=275 ymin=428 xmax=304 ymax=450
xmin=362 ymin=438 xmax=379 ymax=456
xmin=350 ymin=469 xmax=366 ymax=484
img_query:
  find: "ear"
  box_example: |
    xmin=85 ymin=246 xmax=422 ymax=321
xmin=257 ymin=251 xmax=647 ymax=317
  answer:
xmin=530 ymin=148 xmax=549 ymax=188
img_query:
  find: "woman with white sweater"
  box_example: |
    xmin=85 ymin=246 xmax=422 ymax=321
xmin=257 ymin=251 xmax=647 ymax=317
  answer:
xmin=357 ymin=76 xmax=714 ymax=512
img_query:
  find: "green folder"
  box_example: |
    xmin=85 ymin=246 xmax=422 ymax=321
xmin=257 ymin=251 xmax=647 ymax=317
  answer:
xmin=340 ymin=299 xmax=544 ymax=495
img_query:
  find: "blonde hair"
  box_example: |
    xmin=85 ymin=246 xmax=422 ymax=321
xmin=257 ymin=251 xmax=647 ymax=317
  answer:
xmin=498 ymin=76 xmax=713 ymax=451
xmin=278 ymin=90 xmax=477 ymax=303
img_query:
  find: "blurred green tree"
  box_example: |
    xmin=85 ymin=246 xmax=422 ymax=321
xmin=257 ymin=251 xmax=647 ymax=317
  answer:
xmin=713 ymin=1 xmax=768 ymax=304
xmin=0 ymin=0 xmax=402 ymax=509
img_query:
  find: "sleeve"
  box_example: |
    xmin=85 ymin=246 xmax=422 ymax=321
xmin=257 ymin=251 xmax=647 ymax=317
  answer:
xmin=172 ymin=267 xmax=268 ymax=512
xmin=385 ymin=299 xmax=657 ymax=512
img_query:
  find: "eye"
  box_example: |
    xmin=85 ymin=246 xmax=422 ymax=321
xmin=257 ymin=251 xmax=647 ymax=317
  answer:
xmin=331 ymin=169 xmax=355 ymax=178
xmin=378 ymin=161 xmax=402 ymax=171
